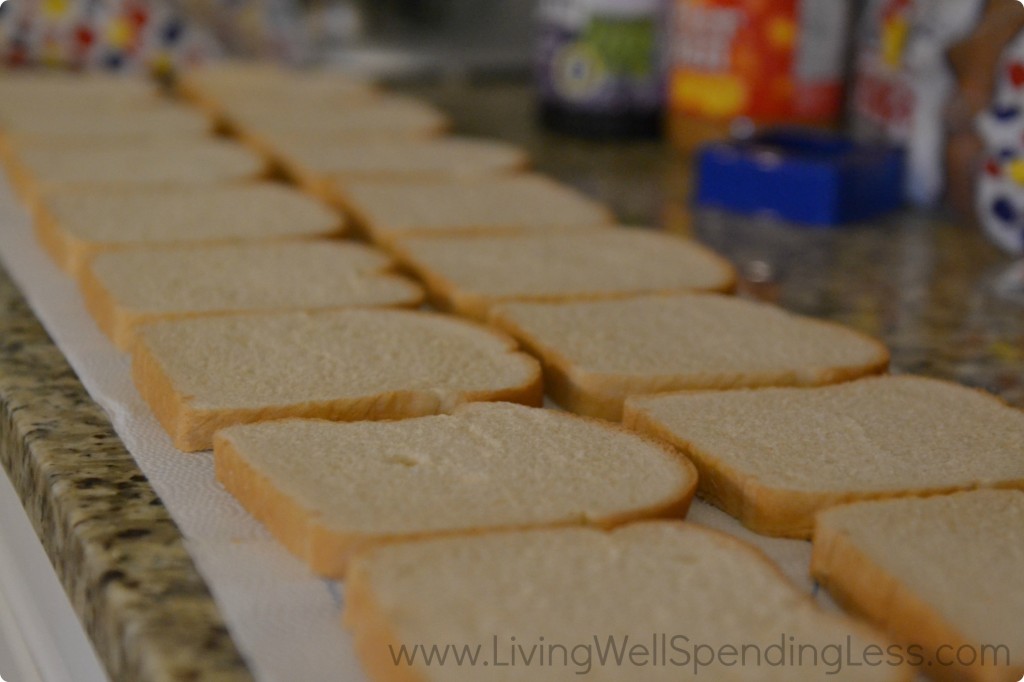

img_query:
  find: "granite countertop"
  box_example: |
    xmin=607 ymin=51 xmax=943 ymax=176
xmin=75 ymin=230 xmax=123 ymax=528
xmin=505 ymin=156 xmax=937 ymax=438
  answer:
xmin=0 ymin=82 xmax=1022 ymax=682
xmin=0 ymin=264 xmax=253 ymax=682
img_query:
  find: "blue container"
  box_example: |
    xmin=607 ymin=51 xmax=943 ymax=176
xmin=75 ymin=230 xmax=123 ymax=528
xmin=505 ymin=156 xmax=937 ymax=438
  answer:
xmin=694 ymin=129 xmax=905 ymax=226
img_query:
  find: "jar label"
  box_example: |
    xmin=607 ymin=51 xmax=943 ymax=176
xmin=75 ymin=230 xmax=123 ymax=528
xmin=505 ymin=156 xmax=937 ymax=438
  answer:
xmin=850 ymin=0 xmax=917 ymax=141
xmin=667 ymin=0 xmax=850 ymax=124
xmin=537 ymin=0 xmax=664 ymax=113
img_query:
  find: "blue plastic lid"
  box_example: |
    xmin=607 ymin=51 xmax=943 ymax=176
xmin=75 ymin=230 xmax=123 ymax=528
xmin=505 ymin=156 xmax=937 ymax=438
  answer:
xmin=694 ymin=129 xmax=905 ymax=227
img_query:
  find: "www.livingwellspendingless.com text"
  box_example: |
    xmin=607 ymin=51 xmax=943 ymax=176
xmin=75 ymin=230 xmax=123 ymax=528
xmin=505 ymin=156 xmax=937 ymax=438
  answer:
xmin=388 ymin=633 xmax=1012 ymax=676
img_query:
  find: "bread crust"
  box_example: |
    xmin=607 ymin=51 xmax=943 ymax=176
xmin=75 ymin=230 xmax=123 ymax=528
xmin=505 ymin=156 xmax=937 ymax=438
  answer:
xmin=0 ymin=133 xmax=21 ymax=170
xmin=491 ymin=305 xmax=891 ymax=421
xmin=173 ymin=79 xmax=229 ymax=123
xmin=343 ymin=521 xmax=912 ymax=682
xmin=78 ymin=262 xmax=134 ymax=350
xmin=330 ymin=185 xmax=383 ymax=242
xmin=270 ymin=155 xmax=336 ymax=204
xmin=132 ymin=334 xmax=197 ymax=450
xmin=213 ymin=432 xmax=318 ymax=561
xmin=0 ymin=137 xmax=32 ymax=201
xmin=812 ymin=514 xmax=1023 ymax=682
xmin=3 ymin=150 xmax=43 ymax=208
xmin=344 ymin=579 xmax=431 ymax=682
xmin=33 ymin=199 xmax=93 ymax=274
xmin=213 ymin=406 xmax=698 ymax=578
xmin=623 ymin=383 xmax=1024 ymax=538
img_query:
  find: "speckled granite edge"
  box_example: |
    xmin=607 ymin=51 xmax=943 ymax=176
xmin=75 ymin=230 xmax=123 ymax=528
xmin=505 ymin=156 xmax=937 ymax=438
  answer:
xmin=0 ymin=262 xmax=254 ymax=682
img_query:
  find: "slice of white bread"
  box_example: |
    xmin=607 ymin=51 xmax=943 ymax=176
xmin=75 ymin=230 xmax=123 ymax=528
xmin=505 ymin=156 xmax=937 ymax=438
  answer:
xmin=177 ymin=62 xmax=377 ymax=117
xmin=82 ymin=241 xmax=424 ymax=351
xmin=343 ymin=175 xmax=615 ymax=245
xmin=0 ymin=72 xmax=160 ymax=109
xmin=8 ymin=139 xmax=264 ymax=205
xmin=490 ymin=294 xmax=890 ymax=420
xmin=0 ymin=75 xmax=183 ymax=162
xmin=245 ymin=128 xmax=446 ymax=173
xmin=623 ymin=376 xmax=1024 ymax=538
xmin=226 ymin=96 xmax=450 ymax=154
xmin=0 ymin=129 xmax=215 ymax=169
xmin=133 ymin=309 xmax=542 ymax=451
xmin=812 ymin=490 xmax=1024 ymax=682
xmin=0 ymin=108 xmax=211 ymax=170
xmin=0 ymin=103 xmax=210 ymax=141
xmin=392 ymin=230 xmax=738 ymax=320
xmin=214 ymin=402 xmax=698 ymax=577
xmin=35 ymin=183 xmax=342 ymax=276
xmin=345 ymin=522 xmax=909 ymax=682
xmin=273 ymin=137 xmax=529 ymax=201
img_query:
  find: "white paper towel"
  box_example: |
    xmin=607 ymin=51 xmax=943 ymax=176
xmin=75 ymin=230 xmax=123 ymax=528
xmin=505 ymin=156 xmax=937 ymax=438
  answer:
xmin=0 ymin=171 xmax=837 ymax=682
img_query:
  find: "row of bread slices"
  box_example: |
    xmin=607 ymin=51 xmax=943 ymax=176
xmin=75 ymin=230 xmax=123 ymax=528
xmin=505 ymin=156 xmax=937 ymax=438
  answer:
xmin=2 ymin=64 xmax=1022 ymax=682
